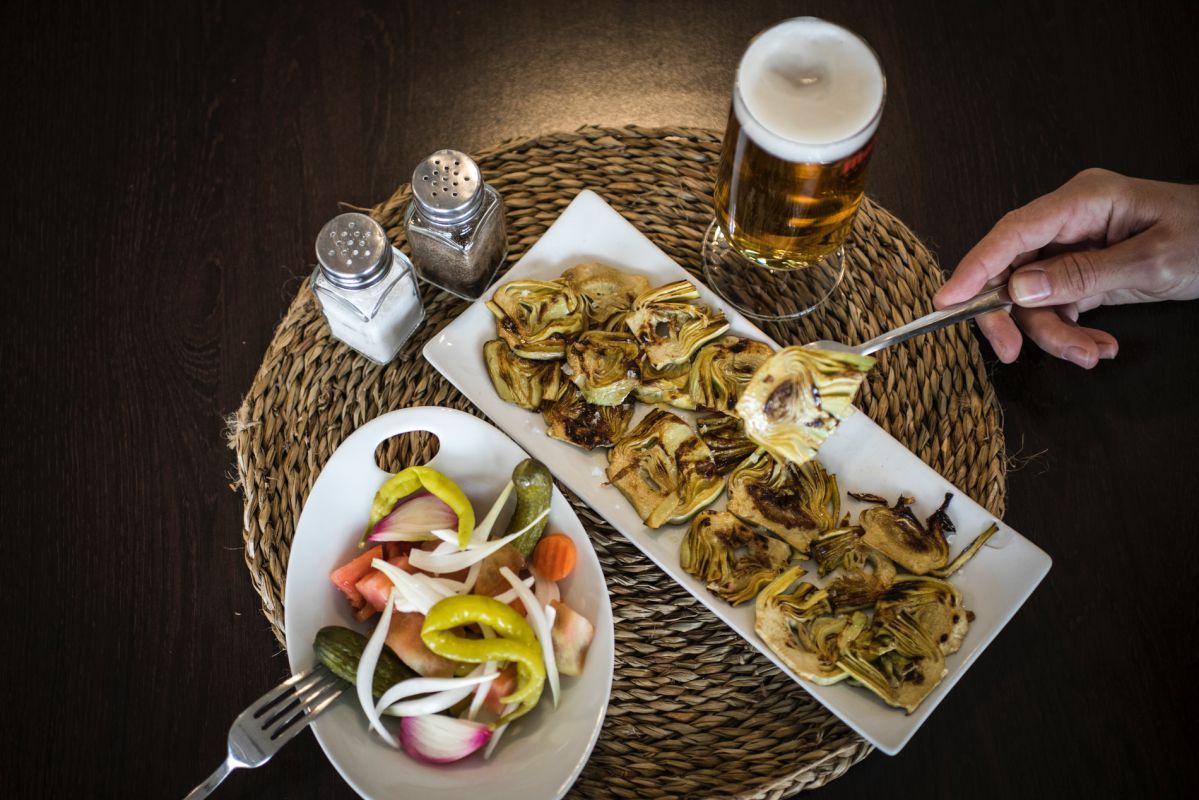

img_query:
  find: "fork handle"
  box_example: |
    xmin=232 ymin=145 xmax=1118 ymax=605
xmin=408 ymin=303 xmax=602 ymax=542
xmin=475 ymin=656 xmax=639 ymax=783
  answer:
xmin=856 ymin=285 xmax=1012 ymax=356
xmin=183 ymin=758 xmax=237 ymax=800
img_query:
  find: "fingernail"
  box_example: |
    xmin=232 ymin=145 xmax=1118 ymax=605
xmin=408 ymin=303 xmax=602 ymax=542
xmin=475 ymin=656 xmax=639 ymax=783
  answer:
xmin=1010 ymin=269 xmax=1051 ymax=303
xmin=1098 ymin=342 xmax=1118 ymax=359
xmin=1064 ymin=346 xmax=1097 ymax=368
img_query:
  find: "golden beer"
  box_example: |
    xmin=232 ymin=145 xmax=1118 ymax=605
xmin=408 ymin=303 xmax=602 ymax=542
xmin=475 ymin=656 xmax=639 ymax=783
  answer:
xmin=706 ymin=17 xmax=885 ymax=291
xmin=714 ymin=111 xmax=876 ymax=267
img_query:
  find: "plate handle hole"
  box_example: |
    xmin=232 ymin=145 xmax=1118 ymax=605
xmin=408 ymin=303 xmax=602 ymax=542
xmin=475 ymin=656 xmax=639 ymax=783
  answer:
xmin=374 ymin=431 xmax=440 ymax=474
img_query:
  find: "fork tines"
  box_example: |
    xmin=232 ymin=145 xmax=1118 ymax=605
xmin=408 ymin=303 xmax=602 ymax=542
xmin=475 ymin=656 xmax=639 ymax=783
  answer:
xmin=250 ymin=663 xmax=344 ymax=741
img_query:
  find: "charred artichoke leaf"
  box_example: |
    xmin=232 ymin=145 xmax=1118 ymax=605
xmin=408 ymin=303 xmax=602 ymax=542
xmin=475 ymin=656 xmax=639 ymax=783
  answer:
xmin=754 ymin=566 xmax=849 ymax=685
xmin=726 ymin=449 xmax=840 ymax=556
xmin=875 ymin=575 xmax=973 ymax=656
xmin=810 ymin=526 xmax=865 ymax=577
xmin=696 ymin=414 xmax=757 ymax=474
xmin=606 ymin=409 xmax=724 ymax=528
xmin=859 ymin=493 xmax=953 ymax=575
xmin=561 ymin=262 xmax=651 ymax=331
xmin=680 ymin=510 xmax=790 ymax=605
xmin=486 ymin=279 xmax=585 ymax=360
xmin=736 ymin=346 xmax=875 ymax=466
xmin=542 ymin=389 xmax=633 ymax=450
xmin=634 ymin=356 xmax=696 ymax=409
xmin=838 ymin=611 xmax=947 ymax=713
xmin=687 ymin=336 xmax=774 ymax=413
xmin=929 ymin=522 xmax=999 ymax=579
xmin=626 ymin=281 xmax=730 ymax=369
xmin=564 ymin=330 xmax=641 ymax=406
xmin=827 ymin=570 xmax=890 ymax=612
xmin=483 ymin=339 xmax=567 ymax=411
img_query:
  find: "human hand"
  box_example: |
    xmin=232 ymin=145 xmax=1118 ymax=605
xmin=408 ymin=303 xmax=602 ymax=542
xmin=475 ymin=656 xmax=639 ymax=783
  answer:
xmin=933 ymin=169 xmax=1199 ymax=367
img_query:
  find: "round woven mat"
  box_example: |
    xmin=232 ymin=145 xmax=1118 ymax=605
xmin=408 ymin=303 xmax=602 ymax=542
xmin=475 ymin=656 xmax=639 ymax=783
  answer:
xmin=229 ymin=126 xmax=1006 ymax=799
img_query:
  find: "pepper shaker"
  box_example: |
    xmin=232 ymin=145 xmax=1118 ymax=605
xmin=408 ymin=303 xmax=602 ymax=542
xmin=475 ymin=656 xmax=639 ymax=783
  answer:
xmin=312 ymin=212 xmax=425 ymax=364
xmin=403 ymin=150 xmax=507 ymax=300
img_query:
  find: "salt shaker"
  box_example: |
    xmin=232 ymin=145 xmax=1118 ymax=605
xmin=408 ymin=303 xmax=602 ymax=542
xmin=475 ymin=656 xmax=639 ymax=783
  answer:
xmin=312 ymin=212 xmax=425 ymax=364
xmin=403 ymin=150 xmax=507 ymax=300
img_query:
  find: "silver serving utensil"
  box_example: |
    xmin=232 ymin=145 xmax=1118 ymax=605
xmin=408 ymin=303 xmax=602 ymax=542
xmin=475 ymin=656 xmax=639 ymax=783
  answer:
xmin=808 ymin=285 xmax=1011 ymax=355
xmin=183 ymin=663 xmax=345 ymax=799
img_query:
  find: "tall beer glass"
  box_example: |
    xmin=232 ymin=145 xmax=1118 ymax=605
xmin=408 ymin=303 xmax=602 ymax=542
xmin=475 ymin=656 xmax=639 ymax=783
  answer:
xmin=703 ymin=18 xmax=885 ymax=320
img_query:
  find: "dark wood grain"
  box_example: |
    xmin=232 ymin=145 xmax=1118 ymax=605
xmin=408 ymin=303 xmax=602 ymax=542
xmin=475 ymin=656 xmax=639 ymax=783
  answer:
xmin=3 ymin=0 xmax=1196 ymax=797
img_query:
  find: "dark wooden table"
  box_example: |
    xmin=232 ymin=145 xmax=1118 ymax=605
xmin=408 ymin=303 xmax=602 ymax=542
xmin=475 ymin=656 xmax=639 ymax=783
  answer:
xmin=5 ymin=1 xmax=1196 ymax=797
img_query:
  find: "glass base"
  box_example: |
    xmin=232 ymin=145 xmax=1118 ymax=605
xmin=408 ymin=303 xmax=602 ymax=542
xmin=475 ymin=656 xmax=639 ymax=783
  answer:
xmin=701 ymin=221 xmax=845 ymax=321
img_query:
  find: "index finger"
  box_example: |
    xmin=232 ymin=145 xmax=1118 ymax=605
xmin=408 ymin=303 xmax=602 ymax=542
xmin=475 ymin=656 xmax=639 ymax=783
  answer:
xmin=934 ymin=187 xmax=1080 ymax=307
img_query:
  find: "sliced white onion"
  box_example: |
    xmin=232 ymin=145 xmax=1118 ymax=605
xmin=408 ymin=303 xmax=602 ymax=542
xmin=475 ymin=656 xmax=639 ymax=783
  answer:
xmin=483 ymin=703 xmax=517 ymax=760
xmin=400 ymin=714 xmax=491 ymax=764
xmin=466 ymin=626 xmax=498 ymax=721
xmin=499 ymin=566 xmax=560 ymax=708
xmin=429 ymin=528 xmax=460 ymax=547
xmin=376 ymin=672 xmax=497 ymax=718
xmin=408 ymin=528 xmax=523 ymax=574
xmin=410 ymin=572 xmax=460 ymax=599
xmin=471 ymin=481 xmax=515 ymax=545
xmin=432 ymin=539 xmax=459 ymax=555
xmin=491 ymin=575 xmax=535 ymax=605
xmin=357 ymin=586 xmax=400 ymax=748
xmin=532 ymin=569 xmax=560 ymax=610
xmin=460 ymin=561 xmax=482 ymax=594
xmin=372 ymin=558 xmax=437 ymax=615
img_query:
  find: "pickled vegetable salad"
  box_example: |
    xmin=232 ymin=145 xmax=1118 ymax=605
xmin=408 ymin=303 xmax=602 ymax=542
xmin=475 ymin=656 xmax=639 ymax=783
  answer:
xmin=322 ymin=458 xmax=596 ymax=763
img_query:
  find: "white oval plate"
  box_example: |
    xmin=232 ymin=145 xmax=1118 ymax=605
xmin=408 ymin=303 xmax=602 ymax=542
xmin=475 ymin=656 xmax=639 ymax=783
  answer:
xmin=284 ymin=406 xmax=614 ymax=800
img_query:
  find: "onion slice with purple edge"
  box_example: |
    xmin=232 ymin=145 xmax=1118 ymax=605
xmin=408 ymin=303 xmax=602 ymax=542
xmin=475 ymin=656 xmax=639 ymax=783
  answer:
xmin=368 ymin=494 xmax=458 ymax=542
xmin=400 ymin=714 xmax=492 ymax=764
xmin=375 ymin=672 xmax=498 ymax=718
xmin=499 ymin=566 xmax=560 ymax=708
xmin=357 ymin=586 xmax=400 ymax=748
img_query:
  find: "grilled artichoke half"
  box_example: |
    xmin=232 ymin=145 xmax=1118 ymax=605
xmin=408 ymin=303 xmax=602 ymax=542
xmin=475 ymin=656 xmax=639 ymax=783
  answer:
xmin=680 ymin=510 xmax=791 ymax=605
xmin=687 ymin=336 xmax=774 ymax=413
xmin=736 ymin=346 xmax=875 ymax=466
xmin=542 ymin=389 xmax=633 ymax=450
xmin=561 ymin=262 xmax=651 ymax=332
xmin=875 ymin=575 xmax=973 ymax=656
xmin=626 ymin=281 xmax=730 ymax=370
xmin=564 ymin=330 xmax=641 ymax=405
xmin=838 ymin=611 xmax=947 ymax=714
xmin=859 ymin=493 xmax=955 ymax=575
xmin=754 ymin=567 xmax=849 ymax=685
xmin=486 ymin=279 xmax=586 ymax=360
xmin=634 ymin=356 xmax=695 ymax=409
xmin=483 ymin=339 xmax=567 ymax=411
xmin=726 ymin=450 xmax=840 ymax=556
xmin=696 ymin=414 xmax=757 ymax=474
xmin=605 ymin=409 xmax=724 ymax=528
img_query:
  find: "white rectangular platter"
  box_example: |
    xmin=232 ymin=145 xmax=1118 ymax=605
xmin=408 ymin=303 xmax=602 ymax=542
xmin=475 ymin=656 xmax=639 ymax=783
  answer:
xmin=424 ymin=188 xmax=1051 ymax=754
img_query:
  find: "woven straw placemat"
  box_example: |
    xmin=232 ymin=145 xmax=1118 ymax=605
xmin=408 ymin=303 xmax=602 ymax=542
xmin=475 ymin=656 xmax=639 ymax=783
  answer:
xmin=229 ymin=126 xmax=1006 ymax=799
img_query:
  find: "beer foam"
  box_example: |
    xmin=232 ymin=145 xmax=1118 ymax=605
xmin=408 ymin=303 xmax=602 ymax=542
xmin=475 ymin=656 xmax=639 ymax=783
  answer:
xmin=734 ymin=17 xmax=885 ymax=163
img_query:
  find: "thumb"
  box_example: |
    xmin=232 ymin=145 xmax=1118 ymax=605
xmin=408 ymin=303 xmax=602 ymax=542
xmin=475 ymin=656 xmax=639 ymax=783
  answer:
xmin=1007 ymin=233 xmax=1159 ymax=307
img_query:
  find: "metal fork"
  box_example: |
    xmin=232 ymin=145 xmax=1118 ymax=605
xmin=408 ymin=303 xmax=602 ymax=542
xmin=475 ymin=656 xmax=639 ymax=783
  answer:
xmin=809 ymin=284 xmax=1012 ymax=355
xmin=183 ymin=663 xmax=344 ymax=799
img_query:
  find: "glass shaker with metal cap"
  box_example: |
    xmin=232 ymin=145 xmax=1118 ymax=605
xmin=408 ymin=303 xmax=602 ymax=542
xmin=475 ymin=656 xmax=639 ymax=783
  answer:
xmin=403 ymin=149 xmax=507 ymax=300
xmin=312 ymin=212 xmax=424 ymax=364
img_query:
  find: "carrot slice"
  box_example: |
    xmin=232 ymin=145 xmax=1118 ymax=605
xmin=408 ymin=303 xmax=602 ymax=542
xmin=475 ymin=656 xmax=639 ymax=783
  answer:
xmin=531 ymin=533 xmax=577 ymax=582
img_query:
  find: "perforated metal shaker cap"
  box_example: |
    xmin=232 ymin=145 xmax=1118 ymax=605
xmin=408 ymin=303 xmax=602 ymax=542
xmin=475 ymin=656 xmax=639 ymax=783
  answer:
xmin=315 ymin=213 xmax=392 ymax=289
xmin=410 ymin=150 xmax=484 ymax=225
